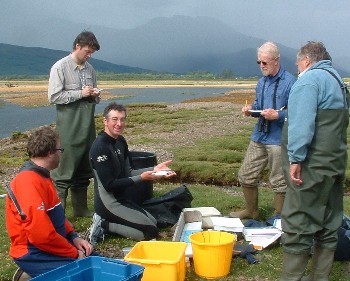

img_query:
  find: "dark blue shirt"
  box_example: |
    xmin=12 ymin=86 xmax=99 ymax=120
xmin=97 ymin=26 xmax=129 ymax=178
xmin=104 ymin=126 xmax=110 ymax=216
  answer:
xmin=251 ymin=67 xmax=296 ymax=145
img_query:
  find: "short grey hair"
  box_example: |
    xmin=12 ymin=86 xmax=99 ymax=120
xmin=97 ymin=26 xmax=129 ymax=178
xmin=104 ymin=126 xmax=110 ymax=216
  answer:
xmin=297 ymin=41 xmax=332 ymax=63
xmin=257 ymin=41 xmax=280 ymax=59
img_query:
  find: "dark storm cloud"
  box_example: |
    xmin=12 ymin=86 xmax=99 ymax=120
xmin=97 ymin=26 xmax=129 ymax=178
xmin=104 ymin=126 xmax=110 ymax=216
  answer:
xmin=1 ymin=0 xmax=349 ymax=57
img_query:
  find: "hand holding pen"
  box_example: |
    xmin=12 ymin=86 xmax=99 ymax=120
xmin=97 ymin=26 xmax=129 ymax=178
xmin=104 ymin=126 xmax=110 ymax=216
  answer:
xmin=242 ymin=100 xmax=252 ymax=116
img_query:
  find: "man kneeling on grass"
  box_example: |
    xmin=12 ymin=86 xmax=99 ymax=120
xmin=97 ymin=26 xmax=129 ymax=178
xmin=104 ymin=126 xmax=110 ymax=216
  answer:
xmin=6 ymin=126 xmax=94 ymax=280
xmin=88 ymin=102 xmax=176 ymax=245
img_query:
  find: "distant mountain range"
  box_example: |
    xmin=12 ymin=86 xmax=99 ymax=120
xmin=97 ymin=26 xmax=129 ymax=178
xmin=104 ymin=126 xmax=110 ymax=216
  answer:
xmin=0 ymin=43 xmax=149 ymax=76
xmin=1 ymin=16 xmax=349 ymax=77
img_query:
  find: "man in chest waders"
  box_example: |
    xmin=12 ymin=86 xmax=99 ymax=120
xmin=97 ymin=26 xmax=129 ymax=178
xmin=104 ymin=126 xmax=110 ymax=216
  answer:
xmin=280 ymin=41 xmax=349 ymax=280
xmin=48 ymin=31 xmax=101 ymax=217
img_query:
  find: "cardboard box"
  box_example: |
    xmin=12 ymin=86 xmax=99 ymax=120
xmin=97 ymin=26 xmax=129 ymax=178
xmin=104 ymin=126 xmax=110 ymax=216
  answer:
xmin=172 ymin=207 xmax=222 ymax=257
xmin=207 ymin=217 xmax=244 ymax=232
xmin=172 ymin=207 xmax=247 ymax=256
xmin=172 ymin=207 xmax=222 ymax=242
xmin=243 ymin=227 xmax=282 ymax=250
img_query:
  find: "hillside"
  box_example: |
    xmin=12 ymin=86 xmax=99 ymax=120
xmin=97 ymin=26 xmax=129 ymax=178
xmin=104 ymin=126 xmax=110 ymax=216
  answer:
xmin=1 ymin=15 xmax=350 ymax=77
xmin=0 ymin=43 xmax=149 ymax=76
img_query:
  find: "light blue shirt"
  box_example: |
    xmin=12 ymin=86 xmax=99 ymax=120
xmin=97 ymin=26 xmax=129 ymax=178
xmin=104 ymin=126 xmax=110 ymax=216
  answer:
xmin=287 ymin=60 xmax=346 ymax=162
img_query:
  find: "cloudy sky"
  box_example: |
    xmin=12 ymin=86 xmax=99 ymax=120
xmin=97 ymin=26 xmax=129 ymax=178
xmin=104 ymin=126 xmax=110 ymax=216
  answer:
xmin=1 ymin=0 xmax=349 ymax=58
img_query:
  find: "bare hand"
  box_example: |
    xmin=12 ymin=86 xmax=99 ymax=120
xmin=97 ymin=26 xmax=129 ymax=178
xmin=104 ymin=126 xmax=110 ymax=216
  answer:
xmin=81 ymin=86 xmax=94 ymax=98
xmin=242 ymin=105 xmax=252 ymax=116
xmin=154 ymin=160 xmax=173 ymax=171
xmin=73 ymin=237 xmax=94 ymax=258
xmin=141 ymin=160 xmax=176 ymax=181
xmin=261 ymin=108 xmax=279 ymax=120
xmin=91 ymin=88 xmax=102 ymax=98
xmin=289 ymin=163 xmax=302 ymax=186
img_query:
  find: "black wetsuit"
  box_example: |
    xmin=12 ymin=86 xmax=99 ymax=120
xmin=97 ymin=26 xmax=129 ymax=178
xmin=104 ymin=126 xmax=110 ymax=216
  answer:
xmin=89 ymin=131 xmax=158 ymax=240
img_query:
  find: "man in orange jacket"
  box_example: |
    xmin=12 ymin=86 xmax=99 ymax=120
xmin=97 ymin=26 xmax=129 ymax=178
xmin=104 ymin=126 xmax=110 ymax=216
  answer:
xmin=6 ymin=126 xmax=93 ymax=280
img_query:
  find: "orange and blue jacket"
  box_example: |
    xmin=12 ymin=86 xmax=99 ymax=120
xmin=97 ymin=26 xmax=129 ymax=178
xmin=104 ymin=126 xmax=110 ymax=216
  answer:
xmin=5 ymin=161 xmax=79 ymax=259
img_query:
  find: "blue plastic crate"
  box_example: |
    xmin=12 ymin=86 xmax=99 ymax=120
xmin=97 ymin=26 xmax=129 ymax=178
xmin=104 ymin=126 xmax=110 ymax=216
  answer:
xmin=31 ymin=256 xmax=144 ymax=281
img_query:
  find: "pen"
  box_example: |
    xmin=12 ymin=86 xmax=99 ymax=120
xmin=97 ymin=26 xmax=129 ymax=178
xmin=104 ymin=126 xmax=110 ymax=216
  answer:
xmin=245 ymin=100 xmax=248 ymax=107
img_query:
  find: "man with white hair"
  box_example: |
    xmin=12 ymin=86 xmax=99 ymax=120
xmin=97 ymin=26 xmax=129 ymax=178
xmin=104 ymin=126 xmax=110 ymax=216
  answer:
xmin=230 ymin=41 xmax=296 ymax=219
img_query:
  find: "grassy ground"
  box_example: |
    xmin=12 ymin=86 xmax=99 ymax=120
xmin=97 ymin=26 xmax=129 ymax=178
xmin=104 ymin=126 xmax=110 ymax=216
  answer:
xmin=1 ymin=185 xmax=349 ymax=281
xmin=0 ymin=80 xmax=349 ymax=280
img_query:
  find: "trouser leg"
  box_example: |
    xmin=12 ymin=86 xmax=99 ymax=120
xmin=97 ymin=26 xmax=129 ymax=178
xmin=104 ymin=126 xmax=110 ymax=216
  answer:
xmin=102 ymin=201 xmax=158 ymax=240
xmin=106 ymin=221 xmax=158 ymax=241
xmin=266 ymin=144 xmax=286 ymax=215
xmin=232 ymin=141 xmax=268 ymax=218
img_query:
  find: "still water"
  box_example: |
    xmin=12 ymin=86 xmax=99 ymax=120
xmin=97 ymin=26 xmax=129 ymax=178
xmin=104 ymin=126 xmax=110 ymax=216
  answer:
xmin=0 ymin=87 xmax=232 ymax=139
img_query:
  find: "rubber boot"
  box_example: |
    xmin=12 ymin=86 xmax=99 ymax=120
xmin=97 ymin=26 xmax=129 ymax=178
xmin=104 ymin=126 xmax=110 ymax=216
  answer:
xmin=301 ymin=247 xmax=335 ymax=281
xmin=273 ymin=192 xmax=285 ymax=215
xmin=229 ymin=186 xmax=259 ymax=219
xmin=12 ymin=268 xmax=31 ymax=281
xmin=280 ymin=252 xmax=309 ymax=281
xmin=71 ymin=187 xmax=93 ymax=217
xmin=55 ymin=186 xmax=68 ymax=212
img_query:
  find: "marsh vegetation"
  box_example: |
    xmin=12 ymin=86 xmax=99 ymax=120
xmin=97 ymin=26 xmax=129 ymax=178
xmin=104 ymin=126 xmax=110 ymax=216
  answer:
xmin=0 ymin=80 xmax=349 ymax=280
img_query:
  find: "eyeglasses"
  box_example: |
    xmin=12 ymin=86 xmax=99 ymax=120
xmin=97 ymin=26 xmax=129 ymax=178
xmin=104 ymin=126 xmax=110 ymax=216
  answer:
xmin=257 ymin=60 xmax=272 ymax=66
xmin=257 ymin=56 xmax=279 ymax=65
xmin=53 ymin=148 xmax=64 ymax=153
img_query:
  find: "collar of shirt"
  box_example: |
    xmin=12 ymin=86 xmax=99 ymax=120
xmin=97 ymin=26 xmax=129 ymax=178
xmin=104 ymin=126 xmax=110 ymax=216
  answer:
xmin=298 ymin=67 xmax=310 ymax=78
xmin=267 ymin=67 xmax=283 ymax=82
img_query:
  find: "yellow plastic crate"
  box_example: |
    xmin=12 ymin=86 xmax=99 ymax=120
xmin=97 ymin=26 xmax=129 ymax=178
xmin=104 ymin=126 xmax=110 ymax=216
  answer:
xmin=124 ymin=241 xmax=187 ymax=281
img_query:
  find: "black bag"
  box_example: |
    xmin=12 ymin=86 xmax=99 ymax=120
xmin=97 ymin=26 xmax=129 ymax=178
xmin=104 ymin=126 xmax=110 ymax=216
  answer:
xmin=142 ymin=184 xmax=193 ymax=227
xmin=335 ymin=215 xmax=350 ymax=261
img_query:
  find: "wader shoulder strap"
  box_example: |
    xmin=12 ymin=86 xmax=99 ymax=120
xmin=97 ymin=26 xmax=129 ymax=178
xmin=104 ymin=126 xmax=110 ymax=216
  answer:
xmin=314 ymin=68 xmax=349 ymax=108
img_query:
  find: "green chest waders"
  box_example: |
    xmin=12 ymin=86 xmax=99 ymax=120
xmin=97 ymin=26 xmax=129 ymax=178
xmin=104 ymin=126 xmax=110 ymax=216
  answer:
xmin=281 ymin=108 xmax=348 ymax=252
xmin=51 ymin=100 xmax=96 ymax=216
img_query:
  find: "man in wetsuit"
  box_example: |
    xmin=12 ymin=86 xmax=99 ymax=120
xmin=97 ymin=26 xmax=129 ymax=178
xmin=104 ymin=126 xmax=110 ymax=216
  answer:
xmin=88 ymin=102 xmax=176 ymax=244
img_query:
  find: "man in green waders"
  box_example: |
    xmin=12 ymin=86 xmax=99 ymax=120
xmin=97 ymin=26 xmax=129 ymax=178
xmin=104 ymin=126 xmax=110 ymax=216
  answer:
xmin=48 ymin=31 xmax=101 ymax=217
xmin=280 ymin=41 xmax=349 ymax=280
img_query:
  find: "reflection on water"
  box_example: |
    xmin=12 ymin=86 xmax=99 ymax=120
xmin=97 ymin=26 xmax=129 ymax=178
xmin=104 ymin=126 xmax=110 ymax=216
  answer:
xmin=0 ymin=87 xmax=232 ymax=138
